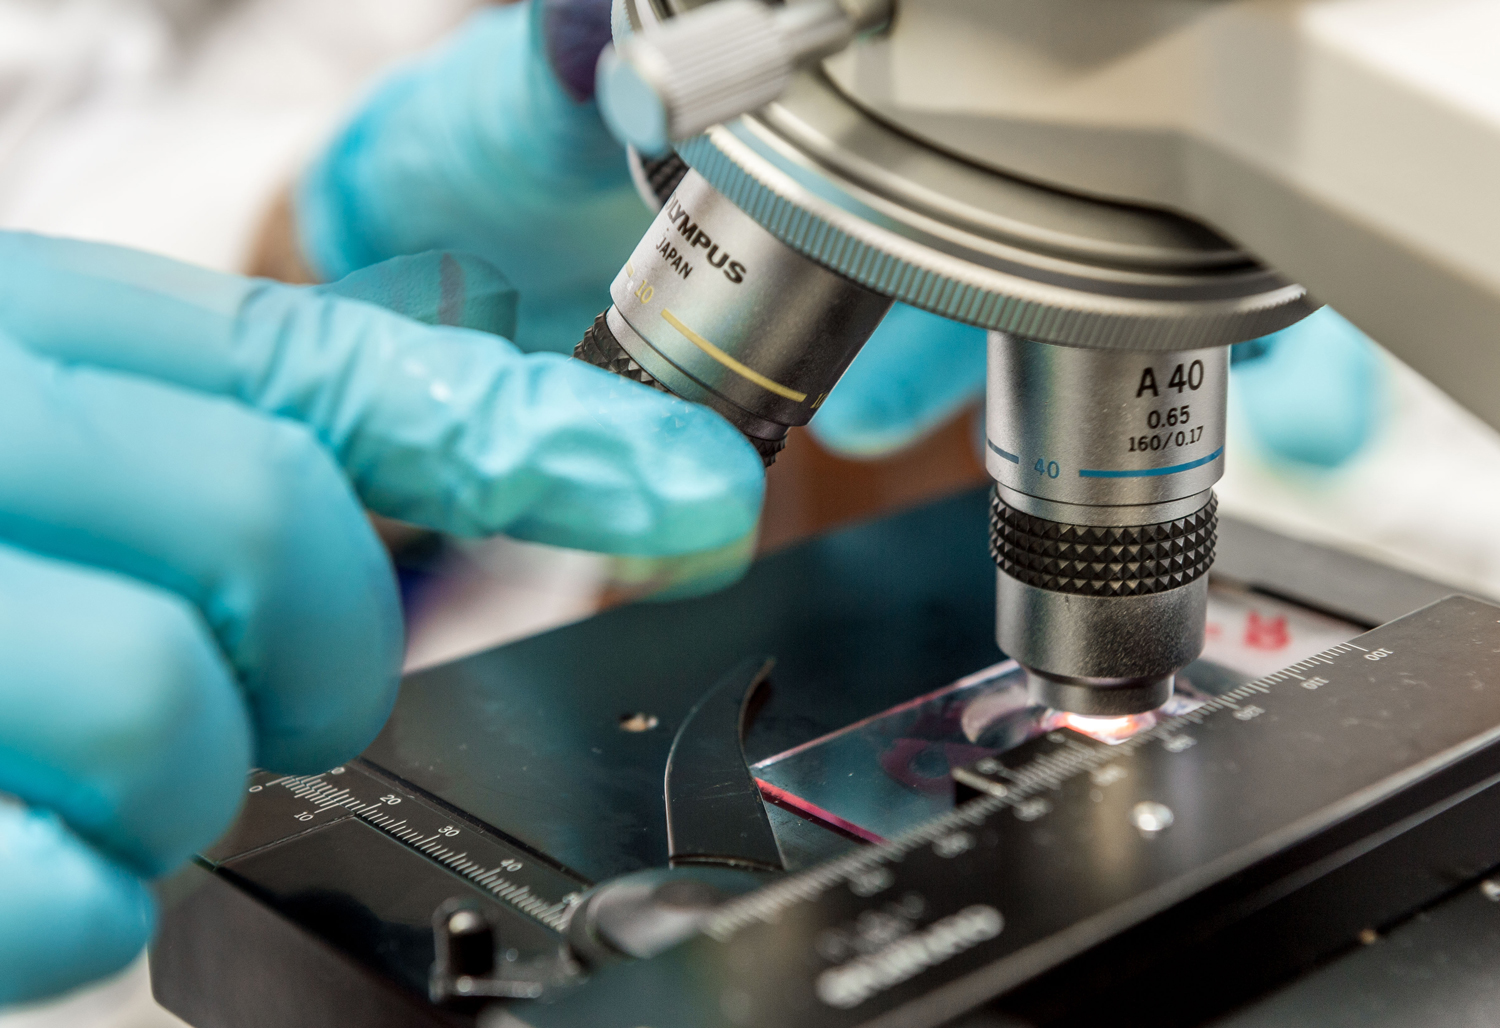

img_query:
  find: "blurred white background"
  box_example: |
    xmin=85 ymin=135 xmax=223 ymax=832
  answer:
xmin=0 ymin=0 xmax=476 ymax=270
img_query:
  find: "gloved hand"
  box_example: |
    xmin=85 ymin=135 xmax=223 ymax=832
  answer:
xmin=296 ymin=0 xmax=646 ymax=356
xmin=0 ymin=232 xmax=763 ymax=1006
xmin=811 ymin=304 xmax=1384 ymax=470
xmin=1229 ymin=307 xmax=1386 ymax=468
xmin=809 ymin=303 xmax=989 ymax=458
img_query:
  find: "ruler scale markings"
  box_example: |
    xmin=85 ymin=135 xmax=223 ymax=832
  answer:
xmin=239 ymin=764 xmax=580 ymax=933
xmin=706 ymin=619 xmax=1432 ymax=940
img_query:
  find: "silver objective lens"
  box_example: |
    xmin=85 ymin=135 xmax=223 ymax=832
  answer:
xmin=986 ymin=335 xmax=1228 ymax=715
xmin=575 ymin=169 xmax=892 ymax=463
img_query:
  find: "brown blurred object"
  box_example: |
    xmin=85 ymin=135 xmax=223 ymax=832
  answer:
xmin=757 ymin=407 xmax=989 ymax=554
xmin=247 ymin=185 xmax=316 ymax=284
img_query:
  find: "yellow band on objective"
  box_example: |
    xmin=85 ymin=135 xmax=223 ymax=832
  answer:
xmin=660 ymin=309 xmax=808 ymax=403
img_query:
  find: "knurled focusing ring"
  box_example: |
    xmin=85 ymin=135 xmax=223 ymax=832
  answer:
xmin=573 ymin=312 xmax=787 ymax=466
xmin=575 ymin=311 xmax=672 ymax=394
xmin=641 ymin=152 xmax=690 ymax=207
xmin=989 ymin=491 xmax=1217 ymax=597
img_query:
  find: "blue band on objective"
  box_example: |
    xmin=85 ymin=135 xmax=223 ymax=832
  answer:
xmin=1079 ymin=447 xmax=1224 ymax=479
xmin=986 ymin=439 xmax=1020 ymax=464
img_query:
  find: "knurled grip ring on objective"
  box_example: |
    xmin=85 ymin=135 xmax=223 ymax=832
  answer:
xmin=992 ymin=492 xmax=1218 ymax=718
xmin=576 ymin=310 xmax=786 ymax=465
xmin=576 ymin=311 xmax=673 ymax=398
xmin=574 ymin=167 xmax=893 ymax=466
xmin=989 ymin=492 xmax=1218 ymax=598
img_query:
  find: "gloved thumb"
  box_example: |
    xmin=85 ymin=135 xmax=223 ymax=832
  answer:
xmin=810 ymin=303 xmax=989 ymax=458
xmin=297 ymin=0 xmax=629 ymax=285
xmin=294 ymin=0 xmax=647 ymax=357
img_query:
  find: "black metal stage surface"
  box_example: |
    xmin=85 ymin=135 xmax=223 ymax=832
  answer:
xmin=149 ymin=487 xmax=1500 ymax=1028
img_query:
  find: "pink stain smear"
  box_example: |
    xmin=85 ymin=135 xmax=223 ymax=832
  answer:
xmin=1244 ymin=611 xmax=1291 ymax=651
xmin=757 ymin=778 xmax=887 ymax=845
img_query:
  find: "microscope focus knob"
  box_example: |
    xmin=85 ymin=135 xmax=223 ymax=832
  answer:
xmin=443 ymin=908 xmax=496 ymax=978
xmin=598 ymin=0 xmax=889 ymax=155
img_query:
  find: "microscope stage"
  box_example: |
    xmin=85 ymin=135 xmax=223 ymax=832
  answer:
xmin=150 ymin=489 xmax=1500 ymax=1028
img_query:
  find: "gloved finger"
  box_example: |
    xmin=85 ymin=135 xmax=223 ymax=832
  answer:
xmin=607 ymin=532 xmax=758 ymax=603
xmin=1230 ymin=307 xmax=1386 ymax=468
xmin=0 ymin=331 xmax=402 ymax=774
xmin=315 ymin=250 xmax=518 ymax=338
xmin=810 ymin=303 xmax=989 ymax=458
xmin=0 ymin=802 xmax=154 ymax=1006
xmin=0 ymin=542 xmax=250 ymax=877
xmin=295 ymin=0 xmax=648 ymax=353
xmin=0 ymin=233 xmax=764 ymax=557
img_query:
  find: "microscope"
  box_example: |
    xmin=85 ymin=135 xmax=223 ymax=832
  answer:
xmin=150 ymin=4 xmax=1500 ymax=1027
xmin=574 ymin=0 xmax=1498 ymax=718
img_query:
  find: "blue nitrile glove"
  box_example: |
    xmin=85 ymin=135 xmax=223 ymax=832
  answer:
xmin=810 ymin=303 xmax=989 ymax=457
xmin=1230 ymin=307 xmax=1385 ymax=468
xmin=297 ymin=0 xmax=647 ymax=356
xmin=0 ymin=233 xmax=763 ymax=1006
